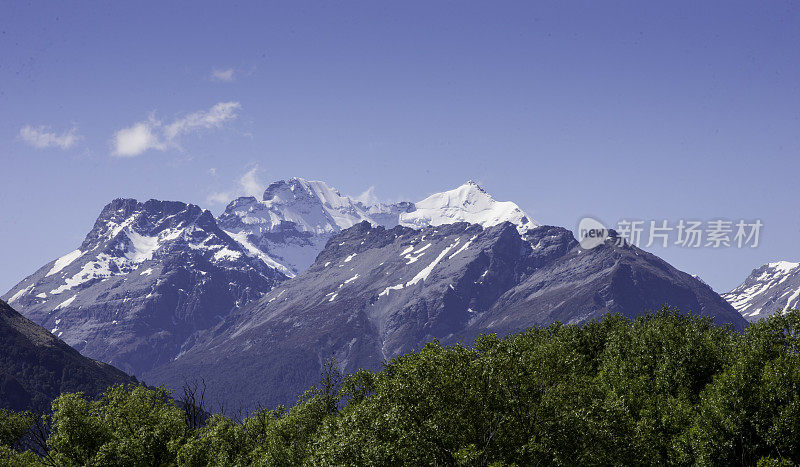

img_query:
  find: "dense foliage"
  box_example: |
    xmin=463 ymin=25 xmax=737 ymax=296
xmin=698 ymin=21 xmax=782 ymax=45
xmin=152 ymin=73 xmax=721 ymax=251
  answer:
xmin=2 ymin=306 xmax=800 ymax=466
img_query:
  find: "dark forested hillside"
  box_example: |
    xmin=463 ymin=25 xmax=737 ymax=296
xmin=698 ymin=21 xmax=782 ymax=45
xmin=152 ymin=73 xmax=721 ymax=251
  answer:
xmin=0 ymin=300 xmax=133 ymax=413
xmin=3 ymin=306 xmax=800 ymax=466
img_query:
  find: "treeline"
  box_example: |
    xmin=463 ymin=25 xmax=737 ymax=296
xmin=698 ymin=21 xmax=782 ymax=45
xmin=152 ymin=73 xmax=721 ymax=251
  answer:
xmin=2 ymin=306 xmax=800 ymax=466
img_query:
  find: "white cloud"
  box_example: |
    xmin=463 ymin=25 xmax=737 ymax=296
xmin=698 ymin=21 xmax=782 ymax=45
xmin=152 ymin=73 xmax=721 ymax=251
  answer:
xmin=207 ymin=191 xmax=233 ymax=204
xmin=207 ymin=166 xmax=265 ymax=205
xmin=163 ymin=102 xmax=241 ymax=140
xmin=211 ymin=68 xmax=235 ymax=82
xmin=238 ymin=166 xmax=263 ymax=198
xmin=354 ymin=186 xmax=381 ymax=206
xmin=111 ymin=102 xmax=240 ymax=157
xmin=19 ymin=125 xmax=81 ymax=150
xmin=112 ymin=119 xmax=165 ymax=157
xmin=208 ymin=168 xmax=217 ymax=176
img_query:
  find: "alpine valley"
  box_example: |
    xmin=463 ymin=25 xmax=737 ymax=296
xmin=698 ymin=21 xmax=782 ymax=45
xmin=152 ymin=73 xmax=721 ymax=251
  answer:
xmin=3 ymin=179 xmax=749 ymax=410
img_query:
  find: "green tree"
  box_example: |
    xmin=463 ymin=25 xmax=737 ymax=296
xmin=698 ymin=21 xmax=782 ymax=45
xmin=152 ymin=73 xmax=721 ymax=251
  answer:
xmin=0 ymin=408 xmax=33 ymax=449
xmin=690 ymin=310 xmax=800 ymax=465
xmin=5 ymin=307 xmax=800 ymax=466
xmin=47 ymin=385 xmax=186 ymax=466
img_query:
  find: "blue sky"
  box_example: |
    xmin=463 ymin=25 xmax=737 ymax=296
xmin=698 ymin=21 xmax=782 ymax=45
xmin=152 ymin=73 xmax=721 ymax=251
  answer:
xmin=1 ymin=1 xmax=799 ymax=293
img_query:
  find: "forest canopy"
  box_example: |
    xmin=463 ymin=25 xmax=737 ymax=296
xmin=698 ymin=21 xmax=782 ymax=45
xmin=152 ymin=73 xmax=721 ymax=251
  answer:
xmin=2 ymin=306 xmax=800 ymax=466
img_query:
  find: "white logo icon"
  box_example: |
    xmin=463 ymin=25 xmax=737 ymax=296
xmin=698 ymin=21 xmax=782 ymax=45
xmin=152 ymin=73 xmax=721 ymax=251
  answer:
xmin=577 ymin=217 xmax=608 ymax=250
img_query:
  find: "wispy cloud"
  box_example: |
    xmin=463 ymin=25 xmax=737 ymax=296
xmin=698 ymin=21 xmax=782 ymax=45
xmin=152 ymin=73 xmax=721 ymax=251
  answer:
xmin=354 ymin=186 xmax=380 ymax=206
xmin=207 ymin=165 xmax=265 ymax=205
xmin=19 ymin=125 xmax=81 ymax=150
xmin=351 ymin=186 xmax=413 ymax=205
xmin=163 ymin=102 xmax=241 ymax=140
xmin=112 ymin=102 xmax=241 ymax=157
xmin=207 ymin=191 xmax=236 ymax=205
xmin=238 ymin=166 xmax=263 ymax=198
xmin=210 ymin=68 xmax=235 ymax=82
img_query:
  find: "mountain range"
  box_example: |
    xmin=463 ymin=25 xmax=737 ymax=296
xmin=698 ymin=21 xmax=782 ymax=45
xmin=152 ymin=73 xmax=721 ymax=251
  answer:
xmin=216 ymin=178 xmax=536 ymax=277
xmin=2 ymin=178 xmax=752 ymax=410
xmin=2 ymin=179 xmax=541 ymax=378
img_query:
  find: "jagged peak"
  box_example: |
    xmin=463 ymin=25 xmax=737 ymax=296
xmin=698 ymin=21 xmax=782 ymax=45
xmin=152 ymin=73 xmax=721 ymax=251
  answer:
xmin=80 ymin=197 xmax=220 ymax=257
xmin=461 ymin=180 xmax=487 ymax=192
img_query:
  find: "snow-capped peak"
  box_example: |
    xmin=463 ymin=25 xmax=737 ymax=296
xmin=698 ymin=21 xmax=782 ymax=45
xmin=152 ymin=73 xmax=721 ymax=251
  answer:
xmin=399 ymin=181 xmax=538 ymax=234
xmin=218 ymin=178 xmax=539 ymax=276
xmin=259 ymin=178 xmax=372 ymax=233
xmin=723 ymin=260 xmax=800 ymax=322
xmin=216 ymin=178 xmax=413 ymax=275
xmin=264 ymin=178 xmax=353 ymax=211
xmin=767 ymin=261 xmax=800 ymax=274
xmin=3 ymin=197 xmax=284 ymax=315
xmin=220 ymin=178 xmax=408 ymax=237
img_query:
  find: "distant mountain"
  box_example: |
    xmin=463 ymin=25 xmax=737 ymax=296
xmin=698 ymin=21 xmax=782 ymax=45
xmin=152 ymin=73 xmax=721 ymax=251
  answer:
xmin=2 ymin=198 xmax=286 ymax=376
xmin=146 ymin=220 xmax=746 ymax=410
xmin=723 ymin=261 xmax=800 ymax=321
xmin=217 ymin=178 xmax=414 ymax=276
xmin=399 ymin=181 xmax=538 ymax=234
xmin=218 ymin=178 xmax=537 ymax=277
xmin=0 ymin=300 xmax=133 ymax=412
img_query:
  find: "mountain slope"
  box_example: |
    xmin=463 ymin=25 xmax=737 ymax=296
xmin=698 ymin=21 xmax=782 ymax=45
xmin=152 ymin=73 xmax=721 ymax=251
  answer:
xmin=723 ymin=261 xmax=800 ymax=321
xmin=2 ymin=198 xmax=287 ymax=376
xmin=462 ymin=229 xmax=746 ymax=340
xmin=0 ymin=300 xmax=133 ymax=412
xmin=145 ymin=221 xmax=745 ymax=410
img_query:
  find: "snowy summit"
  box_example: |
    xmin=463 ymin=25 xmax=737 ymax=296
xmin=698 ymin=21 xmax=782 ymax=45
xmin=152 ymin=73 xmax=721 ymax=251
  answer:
xmin=218 ymin=178 xmax=538 ymax=276
xmin=399 ymin=181 xmax=538 ymax=234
